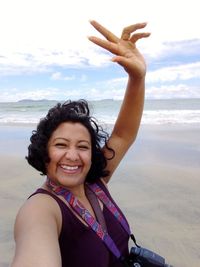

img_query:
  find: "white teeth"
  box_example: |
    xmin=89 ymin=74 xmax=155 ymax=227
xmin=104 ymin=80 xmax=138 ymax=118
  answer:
xmin=61 ymin=165 xmax=79 ymax=170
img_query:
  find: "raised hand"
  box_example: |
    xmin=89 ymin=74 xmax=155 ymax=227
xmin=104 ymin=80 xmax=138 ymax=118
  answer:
xmin=88 ymin=20 xmax=150 ymax=79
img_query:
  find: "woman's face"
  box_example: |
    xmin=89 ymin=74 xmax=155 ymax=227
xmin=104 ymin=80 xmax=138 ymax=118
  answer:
xmin=46 ymin=122 xmax=92 ymax=190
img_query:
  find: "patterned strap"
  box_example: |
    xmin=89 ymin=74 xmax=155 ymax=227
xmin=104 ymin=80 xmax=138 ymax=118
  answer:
xmin=88 ymin=182 xmax=131 ymax=235
xmin=85 ymin=186 xmax=108 ymax=232
xmin=47 ymin=178 xmax=121 ymax=258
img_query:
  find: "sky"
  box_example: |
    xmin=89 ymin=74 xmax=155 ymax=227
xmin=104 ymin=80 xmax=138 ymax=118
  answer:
xmin=0 ymin=0 xmax=199 ymax=102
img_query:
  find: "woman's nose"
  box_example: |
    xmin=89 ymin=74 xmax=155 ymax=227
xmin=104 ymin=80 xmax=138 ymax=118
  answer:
xmin=64 ymin=148 xmax=79 ymax=161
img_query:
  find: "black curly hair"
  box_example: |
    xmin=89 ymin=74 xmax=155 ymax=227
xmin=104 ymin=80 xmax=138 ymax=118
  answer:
xmin=26 ymin=99 xmax=115 ymax=183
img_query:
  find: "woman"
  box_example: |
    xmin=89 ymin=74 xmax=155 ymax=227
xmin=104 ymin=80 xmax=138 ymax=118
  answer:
xmin=11 ymin=20 xmax=150 ymax=267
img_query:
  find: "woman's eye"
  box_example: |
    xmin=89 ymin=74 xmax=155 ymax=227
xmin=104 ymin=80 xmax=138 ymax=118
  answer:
xmin=55 ymin=143 xmax=66 ymax=147
xmin=78 ymin=145 xmax=89 ymax=150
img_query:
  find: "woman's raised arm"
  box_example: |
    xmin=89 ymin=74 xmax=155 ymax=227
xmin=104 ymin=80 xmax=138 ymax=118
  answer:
xmin=88 ymin=20 xmax=150 ymax=182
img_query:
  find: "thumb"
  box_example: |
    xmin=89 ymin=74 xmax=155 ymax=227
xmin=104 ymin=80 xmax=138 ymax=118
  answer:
xmin=111 ymin=56 xmax=129 ymax=68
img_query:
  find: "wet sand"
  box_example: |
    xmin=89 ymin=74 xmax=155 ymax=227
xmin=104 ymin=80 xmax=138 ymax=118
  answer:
xmin=0 ymin=123 xmax=199 ymax=267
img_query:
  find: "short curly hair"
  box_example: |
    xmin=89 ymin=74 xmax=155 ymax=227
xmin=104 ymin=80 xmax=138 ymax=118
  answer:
xmin=26 ymin=99 xmax=114 ymax=183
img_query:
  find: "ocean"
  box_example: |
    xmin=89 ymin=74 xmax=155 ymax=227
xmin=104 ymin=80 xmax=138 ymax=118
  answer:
xmin=0 ymin=98 xmax=200 ymax=125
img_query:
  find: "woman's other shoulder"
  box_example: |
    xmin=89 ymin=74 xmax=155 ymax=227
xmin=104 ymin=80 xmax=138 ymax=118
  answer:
xmin=14 ymin=192 xmax=62 ymax=240
xmin=11 ymin=192 xmax=62 ymax=267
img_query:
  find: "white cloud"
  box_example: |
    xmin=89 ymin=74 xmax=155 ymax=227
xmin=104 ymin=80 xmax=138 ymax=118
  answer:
xmin=0 ymin=47 xmax=111 ymax=76
xmin=0 ymin=0 xmax=199 ymax=74
xmin=146 ymin=84 xmax=200 ymax=99
xmin=1 ymin=80 xmax=199 ymax=102
xmin=147 ymin=62 xmax=200 ymax=83
xmin=0 ymin=88 xmax=60 ymax=102
xmin=146 ymin=39 xmax=200 ymax=61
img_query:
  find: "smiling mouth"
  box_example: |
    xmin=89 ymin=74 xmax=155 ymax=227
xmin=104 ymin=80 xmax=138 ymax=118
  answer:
xmin=60 ymin=164 xmax=80 ymax=172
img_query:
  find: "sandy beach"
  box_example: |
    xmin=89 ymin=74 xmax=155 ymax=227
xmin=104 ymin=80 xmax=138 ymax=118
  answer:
xmin=0 ymin=123 xmax=199 ymax=267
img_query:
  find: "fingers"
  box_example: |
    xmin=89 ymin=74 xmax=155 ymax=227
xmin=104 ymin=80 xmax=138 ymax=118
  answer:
xmin=88 ymin=20 xmax=150 ymax=54
xmin=89 ymin=20 xmax=150 ymax=44
xmin=89 ymin=20 xmax=119 ymax=43
xmin=88 ymin=36 xmax=119 ymax=55
xmin=130 ymin=32 xmax=151 ymax=43
xmin=121 ymin=22 xmax=149 ymax=41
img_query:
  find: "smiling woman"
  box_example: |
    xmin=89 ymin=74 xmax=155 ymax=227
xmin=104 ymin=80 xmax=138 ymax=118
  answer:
xmin=10 ymin=20 xmax=151 ymax=267
xmin=46 ymin=122 xmax=92 ymax=191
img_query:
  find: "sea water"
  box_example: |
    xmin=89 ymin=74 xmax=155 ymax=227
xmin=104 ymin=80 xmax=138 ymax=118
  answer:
xmin=0 ymin=98 xmax=200 ymax=125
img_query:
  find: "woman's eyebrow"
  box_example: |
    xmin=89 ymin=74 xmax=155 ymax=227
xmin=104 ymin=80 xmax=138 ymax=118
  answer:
xmin=53 ymin=137 xmax=69 ymax=141
xmin=78 ymin=140 xmax=91 ymax=144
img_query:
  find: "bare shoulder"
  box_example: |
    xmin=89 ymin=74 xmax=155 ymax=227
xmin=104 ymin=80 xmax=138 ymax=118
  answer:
xmin=11 ymin=193 xmax=62 ymax=267
xmin=15 ymin=192 xmax=61 ymax=236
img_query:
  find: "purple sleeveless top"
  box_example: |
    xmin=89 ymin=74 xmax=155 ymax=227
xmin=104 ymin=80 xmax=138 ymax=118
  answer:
xmin=30 ymin=180 xmax=129 ymax=267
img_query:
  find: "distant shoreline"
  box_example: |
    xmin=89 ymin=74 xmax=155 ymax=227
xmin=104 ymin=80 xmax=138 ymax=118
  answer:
xmin=0 ymin=97 xmax=199 ymax=103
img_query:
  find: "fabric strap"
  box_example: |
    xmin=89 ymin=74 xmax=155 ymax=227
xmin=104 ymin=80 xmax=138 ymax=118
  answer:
xmin=88 ymin=183 xmax=131 ymax=235
xmin=46 ymin=178 xmax=124 ymax=258
xmin=87 ymin=183 xmax=140 ymax=249
xmin=85 ymin=186 xmax=108 ymax=232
